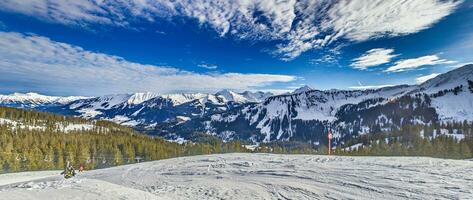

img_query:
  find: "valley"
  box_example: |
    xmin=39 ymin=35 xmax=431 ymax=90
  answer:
xmin=1 ymin=65 xmax=472 ymax=148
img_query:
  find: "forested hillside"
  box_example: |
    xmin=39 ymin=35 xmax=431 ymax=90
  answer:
xmin=0 ymin=107 xmax=248 ymax=173
xmin=334 ymin=123 xmax=473 ymax=159
xmin=253 ymin=121 xmax=473 ymax=159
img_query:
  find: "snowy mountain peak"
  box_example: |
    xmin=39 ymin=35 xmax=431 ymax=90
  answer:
xmin=127 ymin=92 xmax=160 ymax=105
xmin=292 ymin=85 xmax=313 ymax=94
xmin=0 ymin=92 xmax=87 ymax=105
xmin=162 ymin=93 xmax=208 ymax=105
xmin=420 ymin=64 xmax=473 ymax=94
xmin=3 ymin=92 xmax=57 ymax=103
xmin=215 ymin=89 xmax=247 ymax=103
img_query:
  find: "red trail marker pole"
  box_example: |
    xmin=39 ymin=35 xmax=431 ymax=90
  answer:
xmin=328 ymin=129 xmax=333 ymax=155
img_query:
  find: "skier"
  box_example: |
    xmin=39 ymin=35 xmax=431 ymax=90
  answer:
xmin=79 ymin=163 xmax=84 ymax=173
xmin=61 ymin=161 xmax=76 ymax=179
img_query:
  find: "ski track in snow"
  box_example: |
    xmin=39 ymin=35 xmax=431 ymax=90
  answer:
xmin=0 ymin=153 xmax=472 ymax=200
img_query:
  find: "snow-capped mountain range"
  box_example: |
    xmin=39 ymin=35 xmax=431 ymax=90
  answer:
xmin=1 ymin=64 xmax=473 ymax=144
xmin=0 ymin=90 xmax=274 ymax=127
xmin=169 ymin=64 xmax=473 ymax=144
xmin=0 ymin=92 xmax=88 ymax=107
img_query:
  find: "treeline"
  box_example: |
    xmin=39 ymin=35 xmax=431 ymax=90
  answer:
xmin=0 ymin=106 xmax=89 ymax=125
xmin=256 ymin=141 xmax=320 ymax=154
xmin=335 ymin=123 xmax=473 ymax=159
xmin=249 ymin=122 xmax=473 ymax=159
xmin=0 ymin=107 xmax=248 ymax=173
xmin=468 ymin=80 xmax=473 ymax=93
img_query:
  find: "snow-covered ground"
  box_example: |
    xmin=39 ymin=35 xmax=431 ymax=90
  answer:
xmin=0 ymin=118 xmax=97 ymax=133
xmin=0 ymin=153 xmax=472 ymax=200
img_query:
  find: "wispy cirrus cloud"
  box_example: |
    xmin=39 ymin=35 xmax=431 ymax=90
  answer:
xmin=0 ymin=31 xmax=296 ymax=96
xmin=351 ymin=48 xmax=398 ymax=70
xmin=197 ymin=63 xmax=218 ymax=70
xmin=415 ymin=73 xmax=441 ymax=84
xmin=385 ymin=55 xmax=456 ymax=73
xmin=310 ymin=54 xmax=338 ymax=65
xmin=0 ymin=0 xmax=463 ymax=61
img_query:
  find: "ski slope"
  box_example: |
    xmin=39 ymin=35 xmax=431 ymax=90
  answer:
xmin=0 ymin=153 xmax=472 ymax=200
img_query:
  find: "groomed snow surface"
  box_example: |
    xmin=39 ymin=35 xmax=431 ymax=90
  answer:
xmin=0 ymin=153 xmax=472 ymax=200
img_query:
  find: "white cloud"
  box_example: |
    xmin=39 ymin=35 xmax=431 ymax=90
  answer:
xmin=272 ymin=0 xmax=461 ymax=60
xmin=351 ymin=48 xmax=398 ymax=69
xmin=310 ymin=54 xmax=338 ymax=64
xmin=349 ymin=84 xmax=395 ymax=90
xmin=197 ymin=64 xmax=218 ymax=70
xmin=155 ymin=30 xmax=166 ymax=35
xmin=416 ymin=73 xmax=441 ymax=84
xmin=0 ymin=0 xmax=462 ymax=61
xmin=0 ymin=0 xmax=117 ymax=26
xmin=0 ymin=32 xmax=296 ymax=96
xmin=385 ymin=55 xmax=456 ymax=72
xmin=324 ymin=1 xmax=462 ymax=42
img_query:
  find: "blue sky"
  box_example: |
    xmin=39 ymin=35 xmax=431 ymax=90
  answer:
xmin=0 ymin=0 xmax=472 ymax=96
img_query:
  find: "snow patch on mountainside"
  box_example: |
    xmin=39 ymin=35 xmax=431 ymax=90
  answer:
xmin=0 ymin=118 xmax=46 ymax=130
xmin=77 ymin=108 xmax=103 ymax=118
xmin=431 ymin=90 xmax=473 ymax=121
xmin=1 ymin=118 xmax=97 ymax=132
xmin=432 ymin=129 xmax=466 ymax=141
xmin=58 ymin=124 xmax=95 ymax=132
xmin=107 ymin=115 xmax=140 ymax=126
